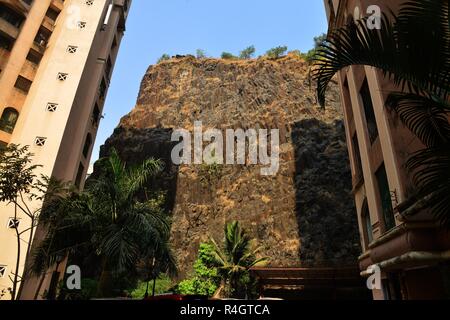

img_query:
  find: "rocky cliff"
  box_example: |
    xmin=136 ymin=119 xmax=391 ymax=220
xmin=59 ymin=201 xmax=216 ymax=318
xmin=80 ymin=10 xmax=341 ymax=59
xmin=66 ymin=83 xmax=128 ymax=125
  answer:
xmin=98 ymin=54 xmax=361 ymax=277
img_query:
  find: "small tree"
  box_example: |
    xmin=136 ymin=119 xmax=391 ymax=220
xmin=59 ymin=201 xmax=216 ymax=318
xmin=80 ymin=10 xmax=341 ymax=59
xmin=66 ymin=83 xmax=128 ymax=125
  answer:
xmin=0 ymin=144 xmax=68 ymax=300
xmin=266 ymin=46 xmax=288 ymax=59
xmin=157 ymin=54 xmax=171 ymax=63
xmin=239 ymin=46 xmax=256 ymax=59
xmin=196 ymin=49 xmax=207 ymax=59
xmin=209 ymin=221 xmax=268 ymax=298
xmin=221 ymin=52 xmax=237 ymax=60
xmin=177 ymin=243 xmax=221 ymax=296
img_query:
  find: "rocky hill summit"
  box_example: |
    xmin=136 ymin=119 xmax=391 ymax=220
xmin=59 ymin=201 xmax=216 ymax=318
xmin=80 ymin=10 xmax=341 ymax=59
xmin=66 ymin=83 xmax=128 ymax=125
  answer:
xmin=98 ymin=53 xmax=361 ymax=277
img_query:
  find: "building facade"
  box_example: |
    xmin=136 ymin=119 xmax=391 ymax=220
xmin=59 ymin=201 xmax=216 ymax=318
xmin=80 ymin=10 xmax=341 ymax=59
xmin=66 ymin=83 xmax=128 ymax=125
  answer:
xmin=323 ymin=0 xmax=450 ymax=299
xmin=0 ymin=0 xmax=131 ymax=299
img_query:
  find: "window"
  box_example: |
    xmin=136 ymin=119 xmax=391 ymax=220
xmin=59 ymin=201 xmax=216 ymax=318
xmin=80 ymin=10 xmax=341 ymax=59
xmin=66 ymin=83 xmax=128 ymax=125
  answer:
xmin=99 ymin=78 xmax=107 ymax=100
xmin=376 ymin=164 xmax=395 ymax=231
xmin=0 ymin=33 xmax=14 ymax=51
xmin=34 ymin=26 xmax=51 ymax=47
xmin=26 ymin=49 xmax=43 ymax=65
xmin=82 ymin=134 xmax=92 ymax=158
xmin=67 ymin=45 xmax=78 ymax=54
xmin=362 ymin=199 xmax=373 ymax=245
xmin=46 ymin=103 xmax=58 ymax=112
xmin=0 ymin=265 xmax=6 ymax=278
xmin=75 ymin=163 xmax=85 ymax=188
xmin=57 ymin=73 xmax=68 ymax=81
xmin=0 ymin=4 xmax=25 ymax=28
xmin=0 ymin=107 xmax=19 ymax=134
xmin=352 ymin=133 xmax=363 ymax=182
xmin=360 ymin=79 xmax=379 ymax=144
xmin=35 ymin=137 xmax=47 ymax=147
xmin=45 ymin=7 xmax=59 ymax=21
xmin=7 ymin=218 xmax=19 ymax=229
xmin=92 ymin=103 xmax=100 ymax=125
xmin=14 ymin=76 xmax=32 ymax=93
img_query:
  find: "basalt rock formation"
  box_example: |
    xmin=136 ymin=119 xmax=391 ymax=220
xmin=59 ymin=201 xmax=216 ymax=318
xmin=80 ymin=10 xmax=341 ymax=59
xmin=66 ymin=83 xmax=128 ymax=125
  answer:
xmin=98 ymin=54 xmax=361 ymax=277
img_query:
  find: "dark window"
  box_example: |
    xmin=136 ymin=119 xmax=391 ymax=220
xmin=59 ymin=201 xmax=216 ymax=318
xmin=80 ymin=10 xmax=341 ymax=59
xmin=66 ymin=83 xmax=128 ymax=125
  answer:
xmin=45 ymin=7 xmax=59 ymax=21
xmin=0 ymin=33 xmax=14 ymax=51
xmin=360 ymin=79 xmax=379 ymax=144
xmin=0 ymin=107 xmax=19 ymax=134
xmin=0 ymin=4 xmax=25 ymax=28
xmin=26 ymin=49 xmax=42 ymax=65
xmin=352 ymin=133 xmax=363 ymax=181
xmin=75 ymin=163 xmax=85 ymax=188
xmin=34 ymin=26 xmax=51 ymax=48
xmin=376 ymin=164 xmax=395 ymax=231
xmin=14 ymin=75 xmax=32 ymax=93
xmin=99 ymin=78 xmax=107 ymax=100
xmin=92 ymin=103 xmax=100 ymax=125
xmin=82 ymin=134 xmax=92 ymax=158
xmin=362 ymin=199 xmax=373 ymax=245
xmin=0 ymin=141 xmax=7 ymax=151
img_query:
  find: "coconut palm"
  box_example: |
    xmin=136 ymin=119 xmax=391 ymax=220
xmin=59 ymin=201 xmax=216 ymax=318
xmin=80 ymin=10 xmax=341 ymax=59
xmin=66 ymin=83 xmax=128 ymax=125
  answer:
xmin=209 ymin=221 xmax=268 ymax=298
xmin=314 ymin=0 xmax=450 ymax=227
xmin=31 ymin=149 xmax=171 ymax=298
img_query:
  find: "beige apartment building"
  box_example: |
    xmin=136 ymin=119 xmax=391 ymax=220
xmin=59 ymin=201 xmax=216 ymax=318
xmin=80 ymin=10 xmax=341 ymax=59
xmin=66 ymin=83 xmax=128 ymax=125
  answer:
xmin=324 ymin=0 xmax=450 ymax=299
xmin=0 ymin=0 xmax=131 ymax=299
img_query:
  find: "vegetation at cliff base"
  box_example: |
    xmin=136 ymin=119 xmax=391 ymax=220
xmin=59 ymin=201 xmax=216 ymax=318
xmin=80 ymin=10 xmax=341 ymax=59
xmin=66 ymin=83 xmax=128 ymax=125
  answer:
xmin=177 ymin=221 xmax=268 ymax=299
xmin=30 ymin=149 xmax=176 ymax=299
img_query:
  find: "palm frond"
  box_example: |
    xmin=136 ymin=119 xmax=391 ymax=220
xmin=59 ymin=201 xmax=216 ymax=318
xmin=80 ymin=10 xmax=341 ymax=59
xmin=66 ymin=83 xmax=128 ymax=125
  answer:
xmin=315 ymin=0 xmax=450 ymax=107
xmin=386 ymin=92 xmax=450 ymax=147
xmin=406 ymin=145 xmax=450 ymax=228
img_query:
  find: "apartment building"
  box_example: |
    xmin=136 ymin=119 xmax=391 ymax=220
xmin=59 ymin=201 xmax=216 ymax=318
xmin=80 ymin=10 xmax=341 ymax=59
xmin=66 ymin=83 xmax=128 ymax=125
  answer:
xmin=323 ymin=0 xmax=450 ymax=299
xmin=0 ymin=0 xmax=131 ymax=299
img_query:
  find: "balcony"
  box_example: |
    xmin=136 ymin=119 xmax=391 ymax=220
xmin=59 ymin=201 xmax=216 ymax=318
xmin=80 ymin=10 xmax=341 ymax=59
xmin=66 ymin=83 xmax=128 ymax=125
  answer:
xmin=0 ymin=0 xmax=29 ymax=16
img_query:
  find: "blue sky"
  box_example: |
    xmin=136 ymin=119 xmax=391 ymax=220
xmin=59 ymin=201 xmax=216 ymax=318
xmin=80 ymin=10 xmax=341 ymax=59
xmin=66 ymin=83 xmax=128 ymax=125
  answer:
xmin=92 ymin=0 xmax=328 ymax=163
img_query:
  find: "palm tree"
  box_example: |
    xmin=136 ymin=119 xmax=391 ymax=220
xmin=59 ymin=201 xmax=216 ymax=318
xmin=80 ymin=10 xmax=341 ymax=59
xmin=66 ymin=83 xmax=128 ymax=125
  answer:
xmin=209 ymin=221 xmax=268 ymax=298
xmin=138 ymin=239 xmax=177 ymax=298
xmin=314 ymin=0 xmax=450 ymax=227
xmin=31 ymin=149 xmax=171 ymax=298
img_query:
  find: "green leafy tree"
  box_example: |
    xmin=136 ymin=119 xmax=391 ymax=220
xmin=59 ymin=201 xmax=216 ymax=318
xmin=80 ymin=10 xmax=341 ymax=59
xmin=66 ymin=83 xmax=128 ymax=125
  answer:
xmin=177 ymin=243 xmax=221 ymax=296
xmin=157 ymin=54 xmax=170 ymax=63
xmin=266 ymin=46 xmax=288 ymax=59
xmin=239 ymin=46 xmax=256 ymax=59
xmin=31 ymin=149 xmax=171 ymax=298
xmin=0 ymin=144 xmax=69 ymax=300
xmin=137 ymin=238 xmax=177 ymax=298
xmin=314 ymin=0 xmax=450 ymax=227
xmin=196 ymin=49 xmax=207 ymax=59
xmin=221 ymin=52 xmax=237 ymax=60
xmin=209 ymin=221 xmax=268 ymax=298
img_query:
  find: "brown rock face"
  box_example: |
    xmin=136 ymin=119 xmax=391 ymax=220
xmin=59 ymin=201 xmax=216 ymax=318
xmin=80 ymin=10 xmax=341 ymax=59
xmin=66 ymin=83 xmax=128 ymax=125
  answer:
xmin=99 ymin=54 xmax=361 ymax=277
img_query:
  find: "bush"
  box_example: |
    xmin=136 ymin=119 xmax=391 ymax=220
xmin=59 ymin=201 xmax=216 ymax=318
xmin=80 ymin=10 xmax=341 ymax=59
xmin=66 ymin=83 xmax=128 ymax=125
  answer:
xmin=266 ymin=46 xmax=288 ymax=59
xmin=239 ymin=45 xmax=256 ymax=59
xmin=221 ymin=52 xmax=237 ymax=60
xmin=175 ymin=243 xmax=221 ymax=297
xmin=196 ymin=49 xmax=207 ymax=59
xmin=129 ymin=276 xmax=173 ymax=299
xmin=157 ymin=54 xmax=170 ymax=63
